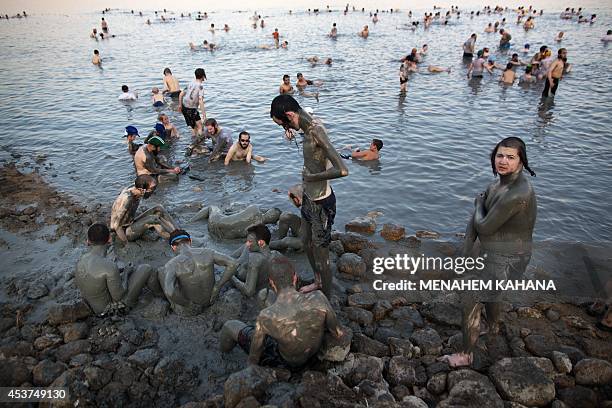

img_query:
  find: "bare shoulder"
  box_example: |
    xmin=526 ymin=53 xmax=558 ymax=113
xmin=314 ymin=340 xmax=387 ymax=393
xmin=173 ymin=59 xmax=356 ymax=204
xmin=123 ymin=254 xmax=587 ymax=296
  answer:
xmin=305 ymin=291 xmax=332 ymax=310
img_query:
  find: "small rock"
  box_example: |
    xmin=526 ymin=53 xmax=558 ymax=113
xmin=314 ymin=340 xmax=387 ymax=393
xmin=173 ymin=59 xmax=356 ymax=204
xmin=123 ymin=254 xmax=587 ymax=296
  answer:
xmin=345 ymin=216 xmax=376 ymax=235
xmin=235 ymin=396 xmax=261 ymax=408
xmin=128 ymin=348 xmax=160 ymax=368
xmin=338 ymin=232 xmax=372 ymax=253
xmin=0 ymin=317 xmax=15 ymax=332
xmin=27 ymin=281 xmax=49 ymax=299
xmin=352 ymin=333 xmax=389 ymax=357
xmin=22 ymin=205 xmax=38 ymax=216
xmin=83 ymin=365 xmax=113 ymax=390
xmin=438 ymin=379 xmax=504 ymax=408
xmin=573 ymin=358 xmax=612 ymax=386
xmin=329 ymin=240 xmax=344 ymax=256
xmin=551 ymin=351 xmax=572 ymax=374
xmin=387 ymin=356 xmax=426 ymax=386
xmin=347 ymin=292 xmax=377 ymax=310
xmin=0 ymin=358 xmax=32 ymax=386
xmin=33 ymin=334 xmax=63 ymax=350
xmin=520 ymin=328 xmax=531 ymax=338
xmin=551 ymin=400 xmax=570 ymax=408
xmin=224 ymin=366 xmax=276 ymax=408
xmin=489 ymin=357 xmax=555 ymax=406
xmin=32 ymin=360 xmax=67 ymax=386
xmin=409 ymin=328 xmax=443 ymax=356
xmin=524 ymin=334 xmax=559 ymax=359
xmin=47 ymin=301 xmax=90 ymax=325
xmin=427 ymin=372 xmax=447 ymax=395
xmin=381 ymin=224 xmax=405 ymax=241
xmin=55 ymin=339 xmax=91 ymax=362
xmin=343 ymin=307 xmax=374 ymax=325
xmin=141 ymin=298 xmax=170 ymax=319
xmin=388 ymin=337 xmax=417 ymax=358
xmin=318 ymin=327 xmax=352 ymax=362
xmin=420 ymin=302 xmax=462 ymax=327
xmin=69 ymin=353 xmax=93 ymax=367
xmin=337 ymin=253 xmax=367 ymax=278
xmin=557 ymin=385 xmax=598 ymax=408
xmin=402 ymin=396 xmax=428 ymax=408
xmin=58 ymin=322 xmax=89 ymax=342
xmin=391 ymin=306 xmax=424 ymax=327
xmin=545 ymin=309 xmax=560 ymax=321
xmin=415 ymin=230 xmax=440 ymax=239
xmin=553 ymin=375 xmax=575 ymax=389
xmin=372 ymin=300 xmax=393 ymax=321
xmin=516 ymin=307 xmax=543 ymax=319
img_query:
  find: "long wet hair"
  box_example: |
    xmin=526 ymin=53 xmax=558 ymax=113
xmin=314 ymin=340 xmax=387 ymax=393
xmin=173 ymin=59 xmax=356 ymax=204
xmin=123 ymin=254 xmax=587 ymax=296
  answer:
xmin=490 ymin=137 xmax=536 ymax=177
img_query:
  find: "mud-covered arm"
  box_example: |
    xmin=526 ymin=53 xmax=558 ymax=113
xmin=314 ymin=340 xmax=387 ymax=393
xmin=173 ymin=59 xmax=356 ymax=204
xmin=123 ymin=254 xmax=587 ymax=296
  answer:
xmin=105 ymin=264 xmax=127 ymax=302
xmin=462 ymin=210 xmax=478 ymax=256
xmin=232 ymin=258 xmax=261 ymax=297
xmin=209 ymin=136 xmax=229 ymax=162
xmin=211 ymin=251 xmax=239 ymax=299
xmin=303 ymin=127 xmax=349 ymax=182
xmin=248 ymin=316 xmax=268 ymax=365
xmin=473 ymin=193 xmax=521 ymax=236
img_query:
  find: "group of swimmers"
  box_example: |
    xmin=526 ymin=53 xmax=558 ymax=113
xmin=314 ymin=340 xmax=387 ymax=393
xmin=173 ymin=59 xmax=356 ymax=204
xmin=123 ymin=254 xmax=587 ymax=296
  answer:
xmin=74 ymin=5 xmax=612 ymax=373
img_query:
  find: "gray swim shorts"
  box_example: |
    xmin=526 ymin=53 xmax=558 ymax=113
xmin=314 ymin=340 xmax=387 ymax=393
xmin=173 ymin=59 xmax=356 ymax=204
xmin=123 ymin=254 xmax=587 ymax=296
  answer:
xmin=300 ymin=190 xmax=336 ymax=247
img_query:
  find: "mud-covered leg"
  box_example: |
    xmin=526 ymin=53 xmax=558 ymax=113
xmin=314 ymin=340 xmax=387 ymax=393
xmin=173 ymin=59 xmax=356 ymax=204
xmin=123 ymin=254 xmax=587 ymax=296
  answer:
xmin=220 ymin=320 xmax=247 ymax=352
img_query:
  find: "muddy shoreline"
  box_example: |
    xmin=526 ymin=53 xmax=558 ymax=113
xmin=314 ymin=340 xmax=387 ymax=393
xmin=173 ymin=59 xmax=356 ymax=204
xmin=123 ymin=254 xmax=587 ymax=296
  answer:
xmin=1 ymin=161 xmax=611 ymax=407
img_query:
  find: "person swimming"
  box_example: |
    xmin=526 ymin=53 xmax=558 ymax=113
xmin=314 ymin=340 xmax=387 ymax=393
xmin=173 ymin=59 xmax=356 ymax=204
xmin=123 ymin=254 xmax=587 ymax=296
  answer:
xmin=151 ymin=87 xmax=164 ymax=107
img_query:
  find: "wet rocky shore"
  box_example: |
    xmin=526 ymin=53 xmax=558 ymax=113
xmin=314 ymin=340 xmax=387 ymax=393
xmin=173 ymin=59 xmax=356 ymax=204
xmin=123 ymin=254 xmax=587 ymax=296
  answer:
xmin=1 ymin=163 xmax=611 ymax=408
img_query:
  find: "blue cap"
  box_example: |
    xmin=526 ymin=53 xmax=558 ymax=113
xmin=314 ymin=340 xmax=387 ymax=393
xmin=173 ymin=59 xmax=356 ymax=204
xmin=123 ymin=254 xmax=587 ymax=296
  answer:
xmin=155 ymin=123 xmax=165 ymax=135
xmin=525 ymin=43 xmax=530 ymax=48
xmin=124 ymin=125 xmax=139 ymax=137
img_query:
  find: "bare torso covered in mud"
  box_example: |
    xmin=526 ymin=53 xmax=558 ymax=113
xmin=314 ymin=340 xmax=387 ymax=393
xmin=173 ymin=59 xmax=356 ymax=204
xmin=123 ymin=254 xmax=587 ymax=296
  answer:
xmin=75 ymin=246 xmax=124 ymax=314
xmin=250 ymin=290 xmax=340 ymax=366
xmin=160 ymin=246 xmax=238 ymax=314
xmin=298 ymin=110 xmax=346 ymax=200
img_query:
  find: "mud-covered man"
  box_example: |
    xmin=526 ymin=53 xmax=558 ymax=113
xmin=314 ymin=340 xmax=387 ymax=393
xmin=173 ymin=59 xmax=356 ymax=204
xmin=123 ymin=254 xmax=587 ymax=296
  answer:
xmin=110 ymin=175 xmax=177 ymax=242
xmin=158 ymin=229 xmax=239 ymax=315
xmin=269 ymin=184 xmax=304 ymax=252
xmin=220 ymin=256 xmax=344 ymax=367
xmin=231 ymin=224 xmax=272 ymax=298
xmin=133 ymin=135 xmax=180 ymax=182
xmin=440 ymin=137 xmax=537 ymax=367
xmin=269 ymin=94 xmax=349 ymax=297
xmin=76 ymin=223 xmax=154 ymax=315
xmin=190 ymin=204 xmax=281 ymax=240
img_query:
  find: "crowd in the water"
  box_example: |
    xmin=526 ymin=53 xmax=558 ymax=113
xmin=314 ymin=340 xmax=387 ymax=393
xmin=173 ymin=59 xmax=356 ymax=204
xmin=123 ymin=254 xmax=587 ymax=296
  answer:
xmin=38 ymin=3 xmax=612 ymax=371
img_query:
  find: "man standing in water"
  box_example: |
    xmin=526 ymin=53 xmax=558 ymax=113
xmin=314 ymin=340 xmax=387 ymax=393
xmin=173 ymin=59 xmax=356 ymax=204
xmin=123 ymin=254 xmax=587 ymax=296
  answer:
xmin=162 ymin=67 xmax=181 ymax=98
xmin=76 ymin=223 xmax=153 ymax=315
xmin=178 ymin=68 xmax=206 ymax=137
xmin=270 ymin=95 xmax=349 ymax=297
xmin=542 ymin=48 xmax=567 ymax=98
xmin=158 ymin=229 xmax=239 ymax=315
xmin=219 ymin=256 xmax=344 ymax=367
xmin=440 ymin=137 xmax=537 ymax=367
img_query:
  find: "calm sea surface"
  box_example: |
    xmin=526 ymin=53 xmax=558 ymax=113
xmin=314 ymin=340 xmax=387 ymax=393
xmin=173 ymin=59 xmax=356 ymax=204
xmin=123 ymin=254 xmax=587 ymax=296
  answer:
xmin=1 ymin=6 xmax=611 ymax=242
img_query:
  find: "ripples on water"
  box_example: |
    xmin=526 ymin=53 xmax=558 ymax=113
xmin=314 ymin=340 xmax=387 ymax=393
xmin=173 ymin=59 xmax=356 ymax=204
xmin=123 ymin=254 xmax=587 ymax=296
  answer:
xmin=0 ymin=6 xmax=611 ymax=242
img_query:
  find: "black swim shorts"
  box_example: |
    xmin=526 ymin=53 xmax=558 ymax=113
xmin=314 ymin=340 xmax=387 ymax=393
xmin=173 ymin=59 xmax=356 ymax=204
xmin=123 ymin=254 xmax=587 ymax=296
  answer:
xmin=400 ymin=78 xmax=408 ymax=84
xmin=237 ymin=325 xmax=287 ymax=367
xmin=301 ymin=189 xmax=336 ymax=247
xmin=181 ymin=105 xmax=201 ymax=129
xmin=167 ymin=90 xmax=181 ymax=98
